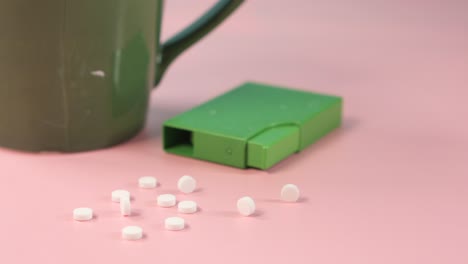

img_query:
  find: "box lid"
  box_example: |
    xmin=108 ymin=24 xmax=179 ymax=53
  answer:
xmin=163 ymin=82 xmax=342 ymax=169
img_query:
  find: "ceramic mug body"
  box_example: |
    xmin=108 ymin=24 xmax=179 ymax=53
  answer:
xmin=0 ymin=0 xmax=242 ymax=152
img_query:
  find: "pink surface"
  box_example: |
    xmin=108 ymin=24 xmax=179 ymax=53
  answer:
xmin=1 ymin=1 xmax=467 ymax=263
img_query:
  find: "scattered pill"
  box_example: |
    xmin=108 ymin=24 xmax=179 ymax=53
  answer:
xmin=165 ymin=217 xmax=185 ymax=231
xmin=177 ymin=201 xmax=198 ymax=214
xmin=120 ymin=197 xmax=131 ymax=216
xmin=157 ymin=194 xmax=176 ymax=207
xmin=281 ymin=184 xmax=300 ymax=202
xmin=138 ymin=176 xmax=157 ymax=189
xmin=73 ymin=208 xmax=93 ymax=221
xmin=112 ymin=190 xmax=130 ymax=203
xmin=177 ymin=175 xmax=197 ymax=194
xmin=237 ymin=196 xmax=256 ymax=216
xmin=122 ymin=226 xmax=143 ymax=240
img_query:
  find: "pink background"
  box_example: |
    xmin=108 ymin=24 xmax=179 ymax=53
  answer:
xmin=1 ymin=0 xmax=467 ymax=263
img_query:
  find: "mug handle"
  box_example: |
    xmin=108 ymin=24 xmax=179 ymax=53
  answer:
xmin=153 ymin=0 xmax=244 ymax=86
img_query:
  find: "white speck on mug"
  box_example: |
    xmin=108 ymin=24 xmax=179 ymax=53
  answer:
xmin=91 ymin=70 xmax=106 ymax=77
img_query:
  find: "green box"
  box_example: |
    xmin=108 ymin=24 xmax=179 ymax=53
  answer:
xmin=163 ymin=82 xmax=342 ymax=170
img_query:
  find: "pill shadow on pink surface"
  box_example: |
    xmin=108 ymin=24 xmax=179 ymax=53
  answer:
xmin=156 ymin=188 xmax=203 ymax=196
xmin=179 ymin=224 xmax=191 ymax=232
xmin=159 ymin=189 xmax=179 ymax=194
xmin=192 ymin=188 xmax=204 ymax=193
xmin=162 ymin=224 xmax=191 ymax=233
xmin=249 ymin=210 xmax=265 ymax=218
xmin=129 ymin=209 xmax=143 ymax=218
xmin=203 ymin=210 xmax=239 ymax=218
xmin=91 ymin=209 xmax=120 ymax=219
xmin=204 ymin=210 xmax=266 ymax=219
xmin=143 ymin=200 xmax=159 ymax=207
xmin=133 ymin=182 xmax=161 ymax=188
xmin=110 ymin=232 xmax=148 ymax=241
xmin=67 ymin=216 xmax=99 ymax=223
xmin=258 ymin=197 xmax=309 ymax=204
xmin=102 ymin=209 xmax=143 ymax=220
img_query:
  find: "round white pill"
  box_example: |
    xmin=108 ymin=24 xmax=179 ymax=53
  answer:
xmin=73 ymin=208 xmax=93 ymax=221
xmin=177 ymin=175 xmax=197 ymax=194
xmin=120 ymin=197 xmax=131 ymax=216
xmin=177 ymin=200 xmax=198 ymax=214
xmin=111 ymin=190 xmax=130 ymax=203
xmin=157 ymin=194 xmax=176 ymax=207
xmin=165 ymin=217 xmax=185 ymax=231
xmin=281 ymin=184 xmax=300 ymax=202
xmin=122 ymin=226 xmax=143 ymax=240
xmin=138 ymin=176 xmax=157 ymax=189
xmin=237 ymin=196 xmax=256 ymax=216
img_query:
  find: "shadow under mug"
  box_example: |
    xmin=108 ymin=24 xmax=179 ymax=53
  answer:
xmin=0 ymin=0 xmax=243 ymax=152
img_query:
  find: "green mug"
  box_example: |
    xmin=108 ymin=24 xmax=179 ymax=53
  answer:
xmin=0 ymin=0 xmax=243 ymax=152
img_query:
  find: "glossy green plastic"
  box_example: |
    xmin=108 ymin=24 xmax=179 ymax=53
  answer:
xmin=163 ymin=82 xmax=343 ymax=169
xmin=0 ymin=0 xmax=243 ymax=152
